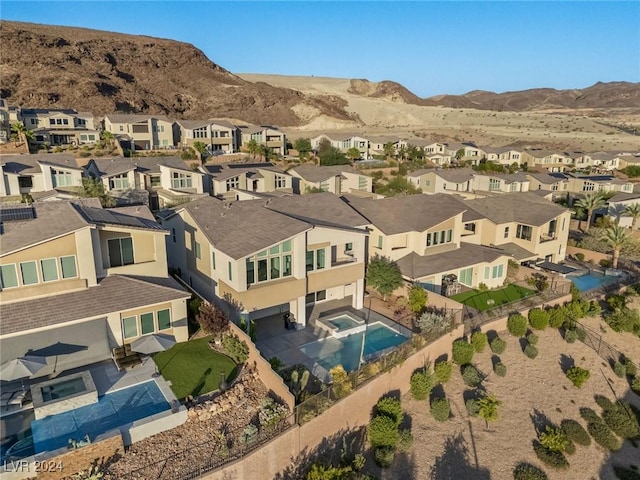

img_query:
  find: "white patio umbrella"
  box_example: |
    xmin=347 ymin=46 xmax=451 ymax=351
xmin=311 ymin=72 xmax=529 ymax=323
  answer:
xmin=130 ymin=334 xmax=177 ymax=355
xmin=0 ymin=356 xmax=47 ymax=382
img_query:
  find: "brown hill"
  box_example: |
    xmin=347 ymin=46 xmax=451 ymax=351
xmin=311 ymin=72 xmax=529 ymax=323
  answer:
xmin=347 ymin=79 xmax=436 ymax=106
xmin=0 ymin=21 xmax=356 ymax=126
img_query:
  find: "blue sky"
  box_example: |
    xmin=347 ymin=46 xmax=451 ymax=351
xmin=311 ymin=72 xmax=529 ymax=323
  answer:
xmin=2 ymin=1 xmax=638 ymax=97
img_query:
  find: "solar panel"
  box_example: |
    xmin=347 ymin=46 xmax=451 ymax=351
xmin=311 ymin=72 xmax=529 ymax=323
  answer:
xmin=0 ymin=205 xmax=36 ymax=222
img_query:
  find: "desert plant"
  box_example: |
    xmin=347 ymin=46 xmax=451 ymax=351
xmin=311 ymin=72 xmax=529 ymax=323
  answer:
xmin=539 ymin=426 xmax=568 ymax=452
xmin=196 ymin=302 xmax=229 ymax=337
xmin=376 ymin=397 xmax=403 ymax=427
xmin=397 ymin=429 xmax=413 ymax=453
xmin=613 ymin=362 xmax=627 ymax=378
xmin=580 ymin=407 xmax=622 ymax=451
xmin=527 ymin=273 xmax=550 ymax=293
xmin=305 ymin=463 xmax=353 ymax=480
xmin=478 ymin=394 xmax=501 ymax=429
xmin=566 ymin=366 xmax=590 ymax=388
xmin=524 ymin=344 xmax=539 ymax=359
xmin=258 ymin=397 xmax=289 ymax=429
xmin=269 ymin=356 xmax=283 ymax=371
xmin=434 ymin=361 xmax=453 ymax=384
xmin=452 ymin=339 xmax=475 ymax=365
xmin=221 ymin=333 xmax=249 ymax=363
xmin=410 ymin=369 xmax=435 ymax=400
xmin=407 ymin=283 xmax=428 ymax=314
xmin=526 ymin=333 xmax=539 ymax=345
xmin=368 ymin=415 xmax=399 ymax=449
xmin=471 ymin=331 xmax=488 ymax=353
xmin=508 ymin=313 xmax=528 ymax=337
xmin=462 ymin=364 xmax=482 ymax=387
xmin=288 ymin=368 xmax=310 ymax=400
xmin=601 ymin=401 xmax=640 ymax=439
xmin=494 ymin=362 xmax=507 ymax=377
xmin=548 ymin=307 xmax=566 ymax=328
xmin=561 ymin=419 xmax=591 ymax=446
xmin=564 ymin=329 xmax=578 ymax=344
xmin=416 ymin=310 xmax=450 ymax=335
xmin=465 ymin=398 xmax=480 ymax=417
xmin=240 ymin=423 xmax=258 ymax=444
xmin=490 ymin=337 xmax=507 ymax=354
xmin=430 ymin=397 xmax=451 ymax=422
xmin=330 ymin=365 xmax=352 ymax=398
xmin=574 ymin=252 xmax=585 ymax=261
xmin=512 ymin=463 xmax=549 ymax=480
xmin=633 ymin=376 xmax=640 ymax=394
xmin=624 ymin=359 xmax=637 ymax=377
xmin=529 ymin=309 xmax=550 ymax=330
xmin=533 ymin=443 xmax=569 ymax=470
xmin=373 ymin=446 xmax=395 ymax=468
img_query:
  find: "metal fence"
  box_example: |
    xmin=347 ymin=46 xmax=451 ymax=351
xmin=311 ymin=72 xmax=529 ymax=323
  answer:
xmin=575 ymin=320 xmax=639 ymax=372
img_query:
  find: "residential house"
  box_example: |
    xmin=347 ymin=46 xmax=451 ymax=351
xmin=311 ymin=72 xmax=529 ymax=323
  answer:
xmin=174 ymin=120 xmax=239 ymax=154
xmin=526 ymin=172 xmax=569 ymax=197
xmin=424 ymin=153 xmax=453 ymax=166
xmin=417 ymin=140 xmax=448 ymax=155
xmin=407 ymin=168 xmax=475 ymax=196
xmin=522 ymin=149 xmax=574 ymax=172
xmin=103 ymin=114 xmax=175 ymax=151
xmin=562 ymin=173 xmax=634 ymax=195
xmin=161 ymin=193 xmax=368 ymax=327
xmin=0 ymin=99 xmax=15 ymax=144
xmin=310 ymin=134 xmax=370 ymax=159
xmin=472 ymin=173 xmax=530 ymax=194
xmin=617 ymin=154 xmax=640 ymax=170
xmin=200 ymin=162 xmax=293 ymax=199
xmin=483 ymin=147 xmax=525 ymax=167
xmin=19 ymin=109 xmax=99 ymax=146
xmin=0 ymin=154 xmax=84 ymax=200
xmin=576 ymin=151 xmax=633 ymax=172
xmin=84 ymin=156 xmax=205 ymax=209
xmin=607 ymin=192 xmax=640 ymax=229
xmin=238 ymin=125 xmax=286 ymax=156
xmin=368 ymin=136 xmax=401 ymax=157
xmin=342 ymin=194 xmax=511 ymax=294
xmin=0 ymin=200 xmax=190 ymax=381
xmin=288 ymin=165 xmax=373 ymax=195
xmin=461 ymin=192 xmax=572 ymax=264
xmin=445 ymin=142 xmax=486 ymax=165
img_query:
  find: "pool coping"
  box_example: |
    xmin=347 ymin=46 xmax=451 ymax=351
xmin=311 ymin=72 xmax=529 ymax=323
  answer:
xmin=31 ymin=371 xmax=97 ymax=420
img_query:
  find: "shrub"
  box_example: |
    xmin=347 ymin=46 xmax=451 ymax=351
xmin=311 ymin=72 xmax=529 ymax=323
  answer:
xmin=508 ymin=314 xmax=528 ymax=337
xmin=533 ymin=443 xmax=569 ymax=470
xmin=410 ymin=370 xmax=435 ymax=400
xmin=373 ymin=446 xmax=395 ymax=468
xmin=490 ymin=337 xmax=507 ymax=354
xmin=575 ymin=253 xmax=585 ymax=261
xmin=471 ymin=332 xmax=488 ymax=353
xmin=580 ymin=407 xmax=622 ymax=451
xmin=368 ymin=415 xmax=399 ymax=449
xmin=548 ymin=307 xmax=565 ymax=328
xmin=397 ymin=429 xmax=413 ymax=453
xmin=268 ymin=357 xmax=283 ymax=371
xmin=452 ymin=340 xmax=475 ymax=365
xmin=513 ymin=463 xmax=549 ymax=480
xmin=529 ymin=309 xmax=550 ymax=330
xmin=430 ymin=398 xmax=450 ymax=422
xmin=564 ymin=439 xmax=576 ymax=455
xmin=434 ymin=361 xmax=453 ymax=384
xmin=601 ymin=401 xmax=640 ymax=439
xmin=376 ymin=397 xmax=403 ymax=427
xmin=524 ymin=344 xmax=539 ymax=359
xmin=462 ymin=364 xmax=482 ymax=387
xmin=605 ymin=308 xmax=640 ymax=334
xmin=494 ymin=362 xmax=507 ymax=377
xmin=329 ymin=365 xmax=352 ymax=398
xmin=526 ymin=333 xmax=539 ymax=345
xmin=624 ymin=359 xmax=637 ymax=377
xmin=566 ymin=366 xmax=590 ymax=388
xmin=197 ymin=302 xmax=229 ymax=336
xmin=633 ymin=376 xmax=640 ymax=394
xmin=613 ymin=362 xmax=627 ymax=378
xmin=305 ymin=463 xmax=352 ymax=480
xmin=539 ymin=426 xmax=568 ymax=452
xmin=221 ymin=333 xmax=249 ymax=363
xmin=408 ymin=284 xmax=428 ymax=314
xmin=560 ymin=419 xmax=591 ymax=446
xmin=564 ymin=329 xmax=578 ymax=344
xmin=240 ymin=423 xmax=258 ymax=444
xmin=465 ymin=398 xmax=479 ymax=417
xmin=416 ymin=310 xmax=450 ymax=335
xmin=258 ymin=398 xmax=289 ymax=429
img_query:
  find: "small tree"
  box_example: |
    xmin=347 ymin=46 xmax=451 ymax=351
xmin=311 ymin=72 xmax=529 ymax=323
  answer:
xmin=623 ymin=203 xmax=640 ymax=231
xmin=566 ymin=366 xmax=590 ymax=388
xmin=576 ymin=192 xmax=606 ymax=231
xmin=366 ymin=255 xmax=402 ymax=300
xmin=477 ymin=394 xmax=501 ymax=429
xmin=471 ymin=331 xmax=487 ymax=353
xmin=528 ymin=309 xmax=549 ymax=330
xmin=434 ymin=361 xmax=453 ymax=384
xmin=539 ymin=426 xmax=568 ymax=452
xmin=410 ymin=369 xmax=435 ymax=400
xmin=527 ymin=273 xmax=549 ymax=293
xmin=196 ymin=302 xmax=229 ymax=337
xmin=507 ymin=313 xmax=528 ymax=337
xmin=452 ymin=339 xmax=475 ymax=365
xmin=407 ymin=284 xmax=427 ymax=314
xmin=346 ymin=147 xmax=362 ymax=162
xmin=294 ymin=137 xmax=312 ymax=159
xmin=330 ymin=365 xmax=352 ymax=398
xmin=80 ymin=177 xmax=116 ymax=208
xmin=192 ymin=141 xmax=208 ymax=160
xmin=600 ymin=223 xmax=631 ymax=269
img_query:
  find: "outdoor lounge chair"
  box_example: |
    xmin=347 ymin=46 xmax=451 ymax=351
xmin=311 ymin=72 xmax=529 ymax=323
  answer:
xmin=111 ymin=344 xmax=142 ymax=371
xmin=0 ymin=391 xmax=14 ymax=407
xmin=7 ymin=390 xmax=28 ymax=407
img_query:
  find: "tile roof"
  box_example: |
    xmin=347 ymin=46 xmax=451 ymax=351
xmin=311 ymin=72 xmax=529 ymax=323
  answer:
xmin=463 ymin=192 xmax=569 ymax=226
xmin=608 ymin=192 xmax=640 ymax=203
xmin=132 ymin=156 xmax=196 ymax=175
xmin=0 ymin=275 xmax=189 ymax=336
xmin=527 ymin=173 xmax=567 ymax=185
xmin=208 ymin=119 xmax=237 ymax=129
xmin=476 ymin=172 xmax=529 ymax=183
xmin=290 ymin=165 xmax=360 ymax=183
xmin=407 ymin=168 xmax=435 ymax=178
xmin=433 ymin=168 xmax=475 ymax=183
xmin=175 ymin=120 xmax=211 ymax=130
xmin=105 ymin=114 xmax=171 ymax=123
xmin=496 ymin=242 xmax=537 ymax=260
xmin=396 ymin=243 xmax=509 ymax=279
xmin=342 ymin=194 xmax=467 ymax=235
xmin=0 ymin=154 xmax=81 ymax=174
xmin=203 ymin=163 xmax=283 ymax=181
xmin=88 ymin=157 xmax=137 ymax=177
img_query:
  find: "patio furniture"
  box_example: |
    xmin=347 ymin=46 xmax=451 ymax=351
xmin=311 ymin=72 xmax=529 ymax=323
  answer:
xmin=7 ymin=390 xmax=28 ymax=407
xmin=111 ymin=344 xmax=142 ymax=371
xmin=0 ymin=391 xmax=15 ymax=407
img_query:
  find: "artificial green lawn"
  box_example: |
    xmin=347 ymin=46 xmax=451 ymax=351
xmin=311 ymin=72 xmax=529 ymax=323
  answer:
xmin=153 ymin=336 xmax=238 ymax=400
xmin=450 ymin=284 xmax=535 ymax=312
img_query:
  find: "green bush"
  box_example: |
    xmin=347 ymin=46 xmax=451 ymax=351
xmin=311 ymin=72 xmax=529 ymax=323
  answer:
xmin=624 ymin=359 xmax=637 ymax=377
xmin=605 ymin=308 xmax=640 ymax=334
xmin=561 ymin=419 xmax=591 ymax=446
xmin=434 ymin=361 xmax=453 ymax=384
xmin=471 ymin=332 xmax=488 ymax=353
xmin=539 ymin=426 xmax=568 ymax=452
xmin=575 ymin=253 xmax=585 ymax=261
xmin=595 ymin=394 xmax=616 ymax=411
xmin=410 ymin=370 xmax=435 ymax=400
xmin=221 ymin=334 xmax=249 ymax=363
xmin=465 ymin=398 xmax=479 ymax=417
xmin=633 ymin=376 xmax=640 ymax=394
xmin=376 ymin=397 xmax=403 ymax=427
xmin=601 ymin=401 xmax=640 ymax=439
xmin=564 ymin=329 xmax=578 ymax=344
xmin=397 ymin=429 xmax=413 ymax=453
xmin=564 ymin=439 xmax=576 ymax=455
xmin=490 ymin=337 xmax=507 ymax=354
xmin=430 ymin=398 xmax=450 ymax=422
xmin=566 ymin=366 xmax=590 ymax=388
xmin=533 ymin=443 xmax=569 ymax=470
xmin=580 ymin=407 xmax=622 ymax=451
xmin=373 ymin=446 xmax=395 ymax=468
xmin=548 ymin=307 xmax=565 ymax=328
xmin=507 ymin=314 xmax=528 ymax=337
xmin=494 ymin=362 xmax=507 ymax=377
xmin=462 ymin=364 xmax=482 ymax=387
xmin=513 ymin=463 xmax=549 ymax=480
xmin=524 ymin=344 xmax=539 ymax=359
xmin=526 ymin=333 xmax=539 ymax=345
xmin=529 ymin=309 xmax=550 ymax=330
xmin=268 ymin=356 xmax=283 ymax=371
xmin=368 ymin=415 xmax=399 ymax=449
xmin=452 ymin=340 xmax=475 ymax=365
xmin=613 ymin=362 xmax=627 ymax=378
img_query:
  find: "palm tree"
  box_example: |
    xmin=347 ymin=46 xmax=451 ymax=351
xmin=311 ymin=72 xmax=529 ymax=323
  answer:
xmin=11 ymin=122 xmax=30 ymax=145
xmin=576 ymin=192 xmax=606 ymax=231
xmin=601 ymin=222 xmax=631 ymax=269
xmin=477 ymin=394 xmax=501 ymax=430
xmin=245 ymin=139 xmax=261 ymax=160
xmin=623 ymin=203 xmax=640 ymax=231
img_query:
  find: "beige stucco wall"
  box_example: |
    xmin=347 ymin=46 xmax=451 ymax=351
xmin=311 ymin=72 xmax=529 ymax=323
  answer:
xmin=219 ymin=277 xmax=306 ymax=312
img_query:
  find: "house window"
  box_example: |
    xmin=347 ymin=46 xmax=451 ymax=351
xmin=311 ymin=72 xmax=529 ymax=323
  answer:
xmin=377 ymin=236 xmax=383 ymax=248
xmin=18 ymin=176 xmax=33 ymax=188
xmin=516 ymin=224 xmax=532 ymax=241
xmin=504 ymin=227 xmax=510 ymax=239
xmin=305 ymin=248 xmax=326 ymax=272
xmin=172 ymin=228 xmax=176 ymax=243
xmin=358 ymin=176 xmax=368 ymax=189
xmin=562 ymin=218 xmax=566 ymax=231
xmin=109 ymin=174 xmax=129 ymax=190
xmin=157 ymin=309 xmax=171 ymax=330
xmin=305 ymin=290 xmax=327 ymax=304
xmin=492 ymin=264 xmax=504 ymax=279
xmin=509 ymin=183 xmax=518 ymax=192
xmin=226 ymin=176 xmax=240 ymax=190
xmin=20 ymin=261 xmax=39 ymax=285
xmin=30 ymin=119 xmax=37 ymax=125
xmin=250 ymin=132 xmax=262 ymax=141
xmin=150 ymin=175 xmax=161 ymax=187
xmin=345 ymin=242 xmax=353 ymax=252
xmin=171 ymin=172 xmax=193 ymax=189
xmin=246 ymin=258 xmax=255 ymax=286
xmin=228 ymin=261 xmax=232 ymax=281
xmin=459 ymin=267 xmax=473 ymax=286
xmin=275 ymin=175 xmax=287 ymax=189
xmin=194 ymin=241 xmax=201 ymax=259
xmin=426 ymin=229 xmax=453 ymax=247
xmin=489 ymin=178 xmax=501 ymax=191
xmin=246 ymin=240 xmax=292 ymax=286
xmin=60 ymin=256 xmax=78 ymax=278
xmin=122 ymin=316 xmax=138 ymax=339
xmin=464 ymin=223 xmax=476 ymax=233
xmin=140 ymin=312 xmax=155 ymax=335
xmin=483 ymin=266 xmax=490 ymax=280
xmin=52 ymin=169 xmax=73 ymax=187
xmin=49 ymin=119 xmax=55 ymax=126
xmin=63 ymin=119 xmax=69 ymax=125
xmin=108 ymin=237 xmax=134 ymax=267
xmin=119 ymin=125 xmax=124 ymax=132
xmin=548 ymin=219 xmax=557 ymax=236
xmin=212 ymin=251 xmax=216 ymax=269
xmin=40 ymin=258 xmax=59 ymax=282
xmin=583 ymin=182 xmax=595 ymax=192
xmin=0 ymin=264 xmax=18 ymax=288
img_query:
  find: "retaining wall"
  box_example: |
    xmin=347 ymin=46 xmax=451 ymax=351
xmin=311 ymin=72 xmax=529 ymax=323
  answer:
xmin=567 ymin=246 xmax=610 ymax=264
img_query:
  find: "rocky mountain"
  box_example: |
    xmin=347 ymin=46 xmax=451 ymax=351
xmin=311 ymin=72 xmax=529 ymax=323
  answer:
xmin=0 ymin=21 xmax=356 ymax=126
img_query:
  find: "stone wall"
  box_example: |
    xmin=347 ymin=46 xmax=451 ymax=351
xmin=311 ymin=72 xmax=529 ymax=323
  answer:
xmin=567 ymin=246 xmax=610 ymax=264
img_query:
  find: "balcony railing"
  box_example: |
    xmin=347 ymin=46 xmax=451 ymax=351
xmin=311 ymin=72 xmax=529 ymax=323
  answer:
xmin=539 ymin=234 xmax=557 ymax=243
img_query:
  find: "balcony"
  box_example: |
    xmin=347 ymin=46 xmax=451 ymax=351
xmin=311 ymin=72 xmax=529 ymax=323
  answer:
xmin=331 ymin=250 xmax=357 ymax=267
xmin=540 ymin=233 xmax=557 ymax=243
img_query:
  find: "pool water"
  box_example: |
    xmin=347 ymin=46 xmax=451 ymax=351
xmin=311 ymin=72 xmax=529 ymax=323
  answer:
xmin=300 ymin=323 xmax=409 ymax=372
xmin=569 ymin=272 xmax=616 ymax=291
xmin=30 ymin=380 xmax=169 ymax=454
xmin=328 ymin=315 xmax=361 ymax=331
xmin=41 ymin=377 xmax=86 ymax=402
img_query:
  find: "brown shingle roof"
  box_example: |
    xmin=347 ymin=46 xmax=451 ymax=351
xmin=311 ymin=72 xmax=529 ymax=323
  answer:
xmin=0 ymin=154 xmax=80 ymax=174
xmin=0 ymin=275 xmax=189 ymax=336
xmin=290 ymin=165 xmax=360 ymax=183
xmin=433 ymin=168 xmax=475 ymax=183
xmin=463 ymin=192 xmax=568 ymax=226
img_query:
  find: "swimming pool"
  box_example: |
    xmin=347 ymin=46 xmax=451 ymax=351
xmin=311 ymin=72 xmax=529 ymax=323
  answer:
xmin=569 ymin=272 xmax=617 ymax=291
xmin=40 ymin=377 xmax=86 ymax=402
xmin=327 ymin=315 xmax=362 ymax=332
xmin=30 ymin=380 xmax=170 ymax=454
